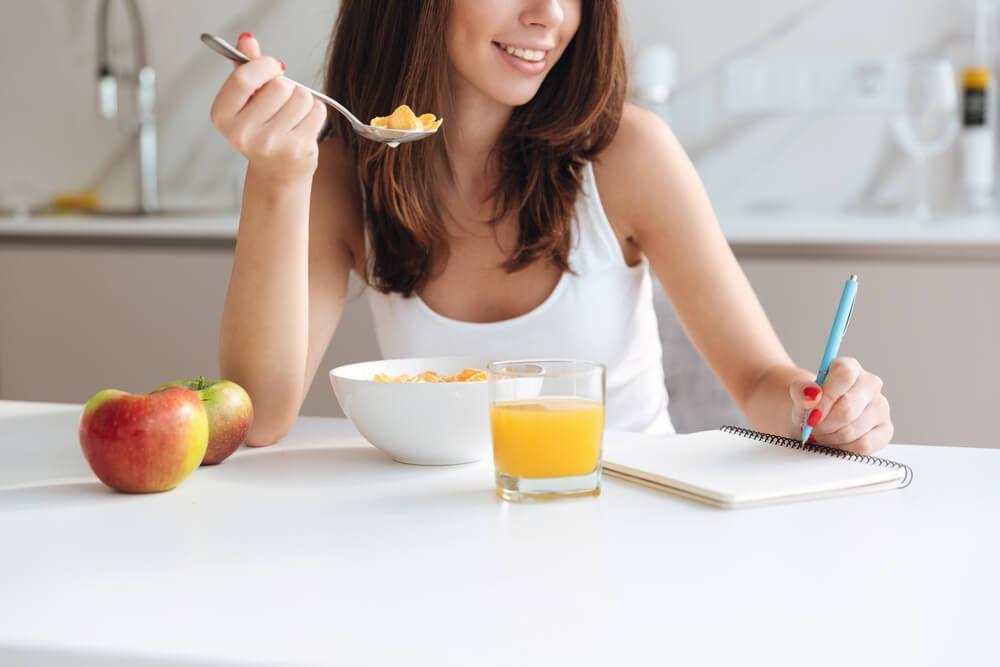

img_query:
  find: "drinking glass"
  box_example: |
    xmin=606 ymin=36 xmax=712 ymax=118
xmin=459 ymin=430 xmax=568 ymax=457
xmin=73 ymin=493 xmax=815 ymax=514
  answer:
xmin=488 ymin=360 xmax=605 ymax=502
xmin=891 ymin=59 xmax=960 ymax=219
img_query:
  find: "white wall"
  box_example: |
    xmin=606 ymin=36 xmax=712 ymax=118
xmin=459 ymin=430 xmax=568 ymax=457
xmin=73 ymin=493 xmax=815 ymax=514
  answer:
xmin=0 ymin=0 xmax=338 ymax=211
xmin=0 ymin=0 xmax=979 ymax=214
xmin=627 ymin=0 xmax=974 ymax=212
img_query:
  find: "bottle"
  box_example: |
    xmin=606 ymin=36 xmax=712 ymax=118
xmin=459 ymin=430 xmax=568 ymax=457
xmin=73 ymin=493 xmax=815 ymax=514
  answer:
xmin=959 ymin=0 xmax=998 ymax=210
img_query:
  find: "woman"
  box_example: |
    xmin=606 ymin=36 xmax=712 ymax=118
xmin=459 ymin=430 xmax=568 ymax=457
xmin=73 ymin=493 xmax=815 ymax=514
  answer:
xmin=210 ymin=0 xmax=893 ymax=452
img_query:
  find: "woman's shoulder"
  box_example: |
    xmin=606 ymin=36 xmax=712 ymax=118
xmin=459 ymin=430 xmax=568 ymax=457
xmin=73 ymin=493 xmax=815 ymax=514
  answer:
xmin=593 ymin=103 xmax=689 ymax=235
xmin=599 ymin=103 xmax=679 ymax=165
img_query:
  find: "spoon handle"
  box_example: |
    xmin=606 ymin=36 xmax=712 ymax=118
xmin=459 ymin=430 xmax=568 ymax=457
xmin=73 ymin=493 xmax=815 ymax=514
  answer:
xmin=287 ymin=81 xmax=363 ymax=128
xmin=199 ymin=33 xmax=364 ymax=128
xmin=200 ymin=33 xmax=251 ymax=64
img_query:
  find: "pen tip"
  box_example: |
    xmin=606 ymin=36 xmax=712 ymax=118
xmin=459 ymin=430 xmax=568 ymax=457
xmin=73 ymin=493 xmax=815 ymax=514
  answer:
xmin=849 ymin=274 xmax=858 ymax=281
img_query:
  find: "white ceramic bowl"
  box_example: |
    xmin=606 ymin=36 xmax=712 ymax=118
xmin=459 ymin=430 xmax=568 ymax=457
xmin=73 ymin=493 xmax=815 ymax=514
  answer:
xmin=329 ymin=357 xmax=492 ymax=465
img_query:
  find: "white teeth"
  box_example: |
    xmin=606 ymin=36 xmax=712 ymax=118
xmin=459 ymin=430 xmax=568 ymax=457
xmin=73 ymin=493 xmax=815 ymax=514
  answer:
xmin=500 ymin=43 xmax=545 ymax=62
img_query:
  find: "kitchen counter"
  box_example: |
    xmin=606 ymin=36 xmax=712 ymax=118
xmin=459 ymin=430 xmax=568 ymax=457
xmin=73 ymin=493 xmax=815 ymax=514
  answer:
xmin=2 ymin=212 xmax=998 ymax=258
xmin=1 ymin=400 xmax=997 ymax=666
xmin=0 ymin=214 xmax=238 ymax=245
xmin=721 ymin=212 xmax=1000 ymax=260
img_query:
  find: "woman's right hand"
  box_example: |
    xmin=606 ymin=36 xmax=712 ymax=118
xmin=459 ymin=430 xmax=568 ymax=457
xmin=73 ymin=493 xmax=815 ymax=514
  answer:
xmin=209 ymin=33 xmax=327 ymax=185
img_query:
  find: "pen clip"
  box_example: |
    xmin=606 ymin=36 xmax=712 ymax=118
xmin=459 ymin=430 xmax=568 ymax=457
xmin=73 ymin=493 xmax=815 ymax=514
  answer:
xmin=843 ymin=274 xmax=858 ymax=335
xmin=844 ymin=294 xmax=855 ymax=334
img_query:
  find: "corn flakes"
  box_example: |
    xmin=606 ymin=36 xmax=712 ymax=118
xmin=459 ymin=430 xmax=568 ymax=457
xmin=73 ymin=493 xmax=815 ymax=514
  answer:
xmin=373 ymin=368 xmax=486 ymax=383
xmin=369 ymin=105 xmax=444 ymax=132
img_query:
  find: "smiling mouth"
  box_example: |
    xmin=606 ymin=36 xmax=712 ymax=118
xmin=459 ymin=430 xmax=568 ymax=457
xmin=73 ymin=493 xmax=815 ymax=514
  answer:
xmin=492 ymin=41 xmax=548 ymax=63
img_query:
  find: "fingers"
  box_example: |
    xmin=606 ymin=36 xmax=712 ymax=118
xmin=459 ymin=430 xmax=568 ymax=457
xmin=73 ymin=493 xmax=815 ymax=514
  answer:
xmin=208 ymin=33 xmax=321 ymax=177
xmin=806 ymin=357 xmax=863 ymax=432
xmin=837 ymin=420 xmax=894 ymax=456
xmin=266 ymin=85 xmax=316 ymax=132
xmin=293 ymin=99 xmax=328 ymax=138
xmin=789 ymin=378 xmax=823 ymax=426
xmin=819 ymin=394 xmax=889 ymax=448
xmin=800 ymin=357 xmax=893 ymax=455
xmin=236 ymin=32 xmax=261 ymax=62
xmin=236 ymin=76 xmax=297 ymax=128
xmin=210 ymin=56 xmax=284 ymax=123
xmin=812 ymin=369 xmax=883 ymax=437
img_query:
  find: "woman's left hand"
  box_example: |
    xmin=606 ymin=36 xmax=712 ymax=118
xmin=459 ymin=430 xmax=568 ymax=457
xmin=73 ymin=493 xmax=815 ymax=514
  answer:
xmin=789 ymin=357 xmax=893 ymax=454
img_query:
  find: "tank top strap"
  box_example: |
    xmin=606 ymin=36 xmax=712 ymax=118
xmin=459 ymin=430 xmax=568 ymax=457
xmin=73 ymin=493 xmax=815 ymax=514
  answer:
xmin=349 ymin=167 xmax=372 ymax=300
xmin=357 ymin=167 xmax=371 ymax=257
xmin=570 ymin=161 xmax=631 ymax=274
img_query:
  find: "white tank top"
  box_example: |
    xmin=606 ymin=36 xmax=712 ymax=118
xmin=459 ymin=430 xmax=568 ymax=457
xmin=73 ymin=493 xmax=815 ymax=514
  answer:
xmin=365 ymin=162 xmax=675 ymax=434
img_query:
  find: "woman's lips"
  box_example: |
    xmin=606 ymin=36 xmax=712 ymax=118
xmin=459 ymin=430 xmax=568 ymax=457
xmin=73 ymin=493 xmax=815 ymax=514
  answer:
xmin=492 ymin=41 xmax=548 ymax=75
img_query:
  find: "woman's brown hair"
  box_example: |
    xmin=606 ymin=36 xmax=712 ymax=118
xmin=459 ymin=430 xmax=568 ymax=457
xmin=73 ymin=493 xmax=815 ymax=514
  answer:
xmin=323 ymin=0 xmax=627 ymax=296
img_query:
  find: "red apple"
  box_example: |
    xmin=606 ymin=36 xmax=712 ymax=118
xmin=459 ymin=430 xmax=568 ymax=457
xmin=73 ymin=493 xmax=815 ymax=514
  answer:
xmin=78 ymin=386 xmax=208 ymax=493
xmin=159 ymin=377 xmax=254 ymax=465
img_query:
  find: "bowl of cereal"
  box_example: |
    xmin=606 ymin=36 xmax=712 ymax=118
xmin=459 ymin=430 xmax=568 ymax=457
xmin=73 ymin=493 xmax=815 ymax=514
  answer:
xmin=329 ymin=357 xmax=491 ymax=465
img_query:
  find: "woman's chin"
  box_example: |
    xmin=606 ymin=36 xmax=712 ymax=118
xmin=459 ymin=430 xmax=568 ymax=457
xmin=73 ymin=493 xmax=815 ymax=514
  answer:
xmin=487 ymin=85 xmax=544 ymax=109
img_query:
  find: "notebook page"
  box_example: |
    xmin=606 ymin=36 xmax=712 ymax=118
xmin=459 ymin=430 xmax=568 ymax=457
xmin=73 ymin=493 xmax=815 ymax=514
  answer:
xmin=603 ymin=430 xmax=906 ymax=505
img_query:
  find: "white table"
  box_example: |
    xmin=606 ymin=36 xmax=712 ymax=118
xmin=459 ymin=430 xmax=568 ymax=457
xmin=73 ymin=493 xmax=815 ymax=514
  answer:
xmin=1 ymin=401 xmax=997 ymax=666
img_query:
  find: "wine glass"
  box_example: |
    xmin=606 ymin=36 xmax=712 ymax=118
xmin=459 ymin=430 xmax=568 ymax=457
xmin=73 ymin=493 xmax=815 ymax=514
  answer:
xmin=891 ymin=59 xmax=960 ymax=219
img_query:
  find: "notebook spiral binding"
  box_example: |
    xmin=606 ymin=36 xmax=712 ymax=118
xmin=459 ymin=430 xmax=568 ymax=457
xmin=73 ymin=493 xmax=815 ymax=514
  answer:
xmin=721 ymin=425 xmax=913 ymax=488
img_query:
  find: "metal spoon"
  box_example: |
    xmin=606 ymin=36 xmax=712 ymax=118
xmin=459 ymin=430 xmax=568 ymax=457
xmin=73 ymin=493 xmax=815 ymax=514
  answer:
xmin=200 ymin=33 xmax=435 ymax=147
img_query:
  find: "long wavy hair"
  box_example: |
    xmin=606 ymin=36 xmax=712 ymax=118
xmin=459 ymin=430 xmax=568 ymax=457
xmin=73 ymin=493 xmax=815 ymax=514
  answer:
xmin=322 ymin=0 xmax=627 ymax=296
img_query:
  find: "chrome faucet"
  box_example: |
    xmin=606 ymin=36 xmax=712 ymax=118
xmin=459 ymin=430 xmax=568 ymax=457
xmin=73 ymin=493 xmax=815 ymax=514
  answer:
xmin=97 ymin=0 xmax=159 ymax=213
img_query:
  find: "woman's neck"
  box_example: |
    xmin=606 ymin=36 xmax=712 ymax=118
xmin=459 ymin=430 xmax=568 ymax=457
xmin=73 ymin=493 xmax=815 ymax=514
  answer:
xmin=447 ymin=75 xmax=511 ymax=159
xmin=443 ymin=75 xmax=513 ymax=207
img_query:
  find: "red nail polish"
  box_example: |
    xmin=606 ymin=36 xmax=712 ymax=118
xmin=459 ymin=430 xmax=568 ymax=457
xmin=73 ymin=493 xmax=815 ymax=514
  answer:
xmin=279 ymin=60 xmax=286 ymax=71
xmin=807 ymin=409 xmax=823 ymax=427
xmin=806 ymin=435 xmax=817 ymax=445
xmin=239 ymin=32 xmax=254 ymax=41
xmin=803 ymin=386 xmax=822 ymax=401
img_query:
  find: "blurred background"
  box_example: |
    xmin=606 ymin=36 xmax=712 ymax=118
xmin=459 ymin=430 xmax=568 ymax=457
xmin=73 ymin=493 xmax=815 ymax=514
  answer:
xmin=1 ymin=0 xmax=998 ymax=447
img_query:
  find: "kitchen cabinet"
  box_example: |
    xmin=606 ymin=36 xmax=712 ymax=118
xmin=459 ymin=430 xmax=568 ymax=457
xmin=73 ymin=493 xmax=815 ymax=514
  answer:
xmin=0 ymin=236 xmax=380 ymax=419
xmin=736 ymin=256 xmax=999 ymax=449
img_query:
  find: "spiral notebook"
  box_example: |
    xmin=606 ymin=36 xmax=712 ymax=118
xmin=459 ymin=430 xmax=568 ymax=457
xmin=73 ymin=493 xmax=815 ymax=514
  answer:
xmin=603 ymin=426 xmax=913 ymax=509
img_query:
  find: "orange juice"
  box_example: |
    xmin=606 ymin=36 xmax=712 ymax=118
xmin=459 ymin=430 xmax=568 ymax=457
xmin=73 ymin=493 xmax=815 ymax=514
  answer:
xmin=490 ymin=397 xmax=604 ymax=478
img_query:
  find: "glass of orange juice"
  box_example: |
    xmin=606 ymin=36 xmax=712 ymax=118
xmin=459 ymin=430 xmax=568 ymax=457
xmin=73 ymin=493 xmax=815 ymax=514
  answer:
xmin=487 ymin=360 xmax=605 ymax=502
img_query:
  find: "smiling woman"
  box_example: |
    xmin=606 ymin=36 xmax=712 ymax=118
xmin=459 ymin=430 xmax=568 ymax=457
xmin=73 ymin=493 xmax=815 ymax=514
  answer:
xmin=322 ymin=0 xmax=625 ymax=296
xmin=213 ymin=0 xmax=895 ymax=456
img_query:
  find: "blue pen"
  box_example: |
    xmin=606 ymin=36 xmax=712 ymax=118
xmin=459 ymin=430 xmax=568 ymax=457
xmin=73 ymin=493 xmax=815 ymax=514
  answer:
xmin=802 ymin=274 xmax=859 ymax=444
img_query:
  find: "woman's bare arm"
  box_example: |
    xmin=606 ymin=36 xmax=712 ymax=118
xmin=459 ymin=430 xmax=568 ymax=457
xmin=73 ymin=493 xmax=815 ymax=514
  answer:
xmin=219 ymin=141 xmax=358 ymax=446
xmin=212 ymin=34 xmax=357 ymax=446
xmin=596 ymin=104 xmax=893 ymax=452
xmin=596 ymin=104 xmax=809 ymax=436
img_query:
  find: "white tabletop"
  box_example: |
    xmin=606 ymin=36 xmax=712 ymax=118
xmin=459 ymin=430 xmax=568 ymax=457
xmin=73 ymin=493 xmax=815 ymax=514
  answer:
xmin=1 ymin=401 xmax=997 ymax=666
